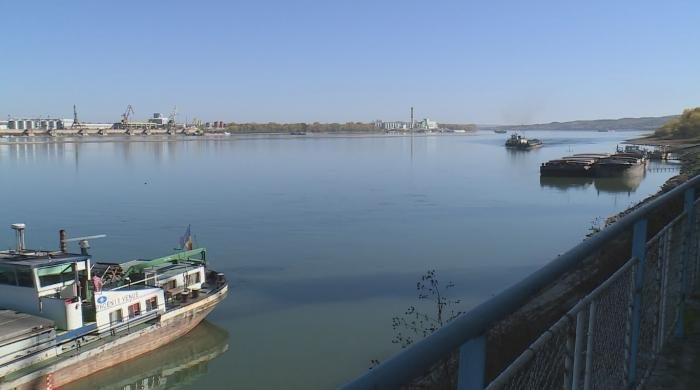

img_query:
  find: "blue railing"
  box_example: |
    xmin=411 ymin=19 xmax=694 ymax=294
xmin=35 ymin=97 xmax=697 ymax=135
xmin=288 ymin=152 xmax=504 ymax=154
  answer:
xmin=344 ymin=174 xmax=700 ymax=389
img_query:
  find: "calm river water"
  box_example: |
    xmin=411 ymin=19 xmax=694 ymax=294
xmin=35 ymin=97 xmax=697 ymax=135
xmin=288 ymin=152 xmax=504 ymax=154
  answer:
xmin=0 ymin=131 xmax=677 ymax=389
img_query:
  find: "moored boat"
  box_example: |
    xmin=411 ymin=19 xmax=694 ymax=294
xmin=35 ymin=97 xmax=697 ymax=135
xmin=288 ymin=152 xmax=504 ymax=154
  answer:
xmin=0 ymin=224 xmax=228 ymax=389
xmin=540 ymin=153 xmax=610 ymax=177
xmin=540 ymin=158 xmax=596 ymax=177
xmin=593 ymin=154 xmax=645 ymax=177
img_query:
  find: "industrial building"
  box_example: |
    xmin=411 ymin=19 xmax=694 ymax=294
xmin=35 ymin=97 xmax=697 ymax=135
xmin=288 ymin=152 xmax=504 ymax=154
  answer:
xmin=148 ymin=113 xmax=169 ymax=126
xmin=374 ymin=118 xmax=439 ymax=131
xmin=7 ymin=118 xmax=66 ymax=130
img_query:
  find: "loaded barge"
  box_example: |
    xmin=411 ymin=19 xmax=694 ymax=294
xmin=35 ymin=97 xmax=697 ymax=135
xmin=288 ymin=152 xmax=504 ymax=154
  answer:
xmin=540 ymin=153 xmax=646 ymax=177
xmin=0 ymin=224 xmax=228 ymax=389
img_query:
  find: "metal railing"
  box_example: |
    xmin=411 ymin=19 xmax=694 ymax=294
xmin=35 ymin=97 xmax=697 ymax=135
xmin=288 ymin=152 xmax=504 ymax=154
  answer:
xmin=344 ymin=174 xmax=700 ymax=389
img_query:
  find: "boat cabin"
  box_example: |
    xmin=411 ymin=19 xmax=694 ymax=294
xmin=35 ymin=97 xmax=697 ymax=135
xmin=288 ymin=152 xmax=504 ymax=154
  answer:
xmin=0 ymin=243 xmax=90 ymax=331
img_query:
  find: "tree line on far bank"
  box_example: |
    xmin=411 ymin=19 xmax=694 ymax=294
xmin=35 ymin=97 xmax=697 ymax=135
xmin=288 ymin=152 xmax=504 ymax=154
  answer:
xmin=655 ymin=107 xmax=700 ymax=139
xmin=220 ymin=122 xmax=476 ymax=133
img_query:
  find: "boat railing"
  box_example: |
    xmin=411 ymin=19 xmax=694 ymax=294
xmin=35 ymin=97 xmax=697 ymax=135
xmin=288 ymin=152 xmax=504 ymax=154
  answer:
xmin=0 ymin=310 xmax=161 ymax=374
xmin=343 ymin=174 xmax=700 ymax=389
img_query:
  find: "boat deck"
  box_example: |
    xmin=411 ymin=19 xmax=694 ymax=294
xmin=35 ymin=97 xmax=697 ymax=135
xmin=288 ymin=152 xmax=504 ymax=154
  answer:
xmin=0 ymin=310 xmax=54 ymax=347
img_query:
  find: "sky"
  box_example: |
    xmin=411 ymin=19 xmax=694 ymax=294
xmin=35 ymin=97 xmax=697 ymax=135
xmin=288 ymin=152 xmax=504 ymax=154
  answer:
xmin=1 ymin=1 xmax=699 ymax=124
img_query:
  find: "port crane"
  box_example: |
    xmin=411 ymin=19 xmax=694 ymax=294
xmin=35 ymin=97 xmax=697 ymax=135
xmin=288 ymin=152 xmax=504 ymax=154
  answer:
xmin=121 ymin=105 xmax=135 ymax=127
xmin=167 ymin=106 xmax=177 ymax=132
xmin=71 ymin=105 xmax=84 ymax=129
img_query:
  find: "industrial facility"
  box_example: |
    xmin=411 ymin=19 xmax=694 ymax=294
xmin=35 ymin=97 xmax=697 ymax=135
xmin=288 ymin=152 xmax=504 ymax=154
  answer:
xmin=374 ymin=107 xmax=439 ymax=131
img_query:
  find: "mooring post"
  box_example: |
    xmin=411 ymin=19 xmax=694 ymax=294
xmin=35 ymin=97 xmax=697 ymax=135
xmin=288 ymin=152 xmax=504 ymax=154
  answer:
xmin=676 ymin=188 xmax=695 ymax=338
xmin=627 ymin=218 xmax=647 ymax=388
xmin=457 ymin=335 xmax=486 ymax=390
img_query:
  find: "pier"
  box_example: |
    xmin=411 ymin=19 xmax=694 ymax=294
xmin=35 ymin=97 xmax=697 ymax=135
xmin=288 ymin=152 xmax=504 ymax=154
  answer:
xmin=344 ymin=174 xmax=700 ymax=389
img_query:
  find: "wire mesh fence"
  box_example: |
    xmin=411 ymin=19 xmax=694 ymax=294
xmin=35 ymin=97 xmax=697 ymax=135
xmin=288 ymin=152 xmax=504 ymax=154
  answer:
xmin=485 ymin=200 xmax=700 ymax=390
xmin=345 ymin=182 xmax=700 ymax=390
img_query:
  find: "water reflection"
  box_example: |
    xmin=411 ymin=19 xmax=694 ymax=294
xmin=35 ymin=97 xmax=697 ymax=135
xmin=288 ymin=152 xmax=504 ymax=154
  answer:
xmin=66 ymin=321 xmax=229 ymax=390
xmin=540 ymin=172 xmax=645 ymax=194
xmin=539 ymin=176 xmax=594 ymax=190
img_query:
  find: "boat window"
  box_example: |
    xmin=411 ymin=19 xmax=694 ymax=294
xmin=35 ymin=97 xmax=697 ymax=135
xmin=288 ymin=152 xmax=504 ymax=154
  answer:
xmin=128 ymin=302 xmax=141 ymax=319
xmin=16 ymin=268 xmax=34 ymax=287
xmin=109 ymin=309 xmax=123 ymax=325
xmin=185 ymin=271 xmax=201 ymax=286
xmin=0 ymin=265 xmax=17 ymax=286
xmin=37 ymin=264 xmax=74 ymax=287
xmin=146 ymin=296 xmax=158 ymax=311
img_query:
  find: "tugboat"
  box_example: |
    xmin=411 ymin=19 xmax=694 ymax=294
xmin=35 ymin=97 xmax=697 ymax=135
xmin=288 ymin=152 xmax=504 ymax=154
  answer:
xmin=505 ymin=133 xmax=543 ymax=149
xmin=0 ymin=224 xmax=228 ymax=389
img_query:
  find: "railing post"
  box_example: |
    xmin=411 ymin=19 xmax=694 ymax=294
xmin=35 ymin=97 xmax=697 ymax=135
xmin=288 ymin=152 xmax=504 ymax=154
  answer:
xmin=583 ymin=301 xmax=596 ymax=390
xmin=571 ymin=310 xmax=586 ymax=390
xmin=676 ymin=188 xmax=695 ymax=338
xmin=627 ymin=219 xmax=647 ymax=388
xmin=457 ymin=335 xmax=486 ymax=390
xmin=657 ymin=230 xmax=671 ymax=352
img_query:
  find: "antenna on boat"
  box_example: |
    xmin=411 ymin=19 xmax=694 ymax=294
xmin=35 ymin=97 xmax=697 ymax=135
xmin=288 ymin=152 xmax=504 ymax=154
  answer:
xmin=61 ymin=234 xmax=107 ymax=255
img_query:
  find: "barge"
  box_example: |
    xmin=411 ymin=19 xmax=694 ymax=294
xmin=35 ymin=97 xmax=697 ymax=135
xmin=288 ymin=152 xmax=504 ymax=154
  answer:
xmin=540 ymin=152 xmax=645 ymax=178
xmin=594 ymin=154 xmax=646 ymax=177
xmin=0 ymin=224 xmax=228 ymax=389
xmin=539 ymin=154 xmax=609 ymax=177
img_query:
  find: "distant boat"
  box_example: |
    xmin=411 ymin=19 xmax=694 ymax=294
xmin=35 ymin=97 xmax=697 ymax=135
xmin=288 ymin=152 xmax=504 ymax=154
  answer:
xmin=224 ymin=132 xmax=231 ymax=136
xmin=290 ymin=131 xmax=307 ymax=135
xmin=494 ymin=129 xmax=507 ymax=134
xmin=505 ymin=133 xmax=543 ymax=149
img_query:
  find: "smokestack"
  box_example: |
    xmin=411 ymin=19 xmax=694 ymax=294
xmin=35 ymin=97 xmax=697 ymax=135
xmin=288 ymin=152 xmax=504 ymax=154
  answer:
xmin=410 ymin=107 xmax=414 ymax=129
xmin=60 ymin=229 xmax=67 ymax=253
xmin=11 ymin=223 xmax=26 ymax=252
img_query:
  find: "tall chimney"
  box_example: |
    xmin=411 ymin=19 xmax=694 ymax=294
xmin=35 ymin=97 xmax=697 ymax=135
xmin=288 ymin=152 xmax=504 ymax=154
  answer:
xmin=11 ymin=223 xmax=26 ymax=252
xmin=410 ymin=107 xmax=414 ymax=129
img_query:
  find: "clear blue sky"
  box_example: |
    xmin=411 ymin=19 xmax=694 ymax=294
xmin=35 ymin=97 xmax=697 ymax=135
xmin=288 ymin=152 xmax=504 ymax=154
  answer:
xmin=1 ymin=1 xmax=699 ymax=124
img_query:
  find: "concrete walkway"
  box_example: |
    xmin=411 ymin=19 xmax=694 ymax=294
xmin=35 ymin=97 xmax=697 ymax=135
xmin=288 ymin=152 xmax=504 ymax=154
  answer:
xmin=644 ymin=293 xmax=700 ymax=389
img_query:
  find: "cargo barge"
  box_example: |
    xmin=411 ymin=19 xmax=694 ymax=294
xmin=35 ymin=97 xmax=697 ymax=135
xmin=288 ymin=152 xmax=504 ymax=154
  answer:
xmin=540 ymin=153 xmax=645 ymax=178
xmin=0 ymin=224 xmax=228 ymax=389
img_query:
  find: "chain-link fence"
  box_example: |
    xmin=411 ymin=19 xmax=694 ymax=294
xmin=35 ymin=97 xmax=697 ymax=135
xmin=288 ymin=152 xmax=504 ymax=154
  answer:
xmin=345 ymin=181 xmax=700 ymax=390
xmin=485 ymin=199 xmax=700 ymax=390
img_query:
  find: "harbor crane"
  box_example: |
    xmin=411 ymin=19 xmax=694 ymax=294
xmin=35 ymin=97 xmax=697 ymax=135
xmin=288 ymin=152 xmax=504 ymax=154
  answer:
xmin=168 ymin=106 xmax=177 ymax=126
xmin=71 ymin=105 xmax=84 ymax=129
xmin=121 ymin=105 xmax=135 ymax=126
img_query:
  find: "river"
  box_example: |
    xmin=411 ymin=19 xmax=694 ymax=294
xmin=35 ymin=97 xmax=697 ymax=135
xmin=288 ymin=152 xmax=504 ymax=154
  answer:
xmin=0 ymin=130 xmax=677 ymax=389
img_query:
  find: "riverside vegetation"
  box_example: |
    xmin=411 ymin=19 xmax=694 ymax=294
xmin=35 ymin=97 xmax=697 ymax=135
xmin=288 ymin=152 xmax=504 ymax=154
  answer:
xmin=220 ymin=122 xmax=476 ymax=134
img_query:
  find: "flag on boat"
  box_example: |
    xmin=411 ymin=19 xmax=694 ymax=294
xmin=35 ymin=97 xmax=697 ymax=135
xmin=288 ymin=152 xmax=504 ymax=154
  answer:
xmin=180 ymin=225 xmax=193 ymax=250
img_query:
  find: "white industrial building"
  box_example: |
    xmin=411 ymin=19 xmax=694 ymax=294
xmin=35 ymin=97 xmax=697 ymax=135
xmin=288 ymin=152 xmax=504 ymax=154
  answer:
xmin=374 ymin=118 xmax=439 ymax=131
xmin=7 ymin=118 xmax=65 ymax=130
xmin=148 ymin=113 xmax=170 ymax=126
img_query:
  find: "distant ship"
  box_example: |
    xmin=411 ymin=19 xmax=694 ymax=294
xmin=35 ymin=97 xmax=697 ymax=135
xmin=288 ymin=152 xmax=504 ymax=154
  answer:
xmin=0 ymin=224 xmax=228 ymax=389
xmin=494 ymin=129 xmax=507 ymax=134
xmin=505 ymin=133 xmax=543 ymax=149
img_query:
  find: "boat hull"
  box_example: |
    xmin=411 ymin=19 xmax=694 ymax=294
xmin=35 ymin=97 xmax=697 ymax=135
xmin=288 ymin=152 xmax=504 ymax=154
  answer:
xmin=593 ymin=163 xmax=645 ymax=177
xmin=3 ymin=284 xmax=228 ymax=390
